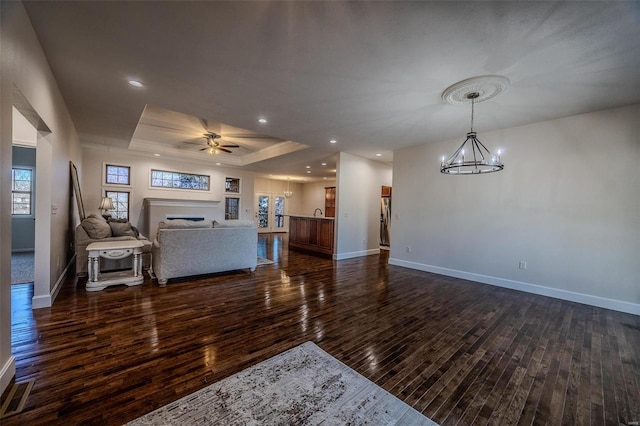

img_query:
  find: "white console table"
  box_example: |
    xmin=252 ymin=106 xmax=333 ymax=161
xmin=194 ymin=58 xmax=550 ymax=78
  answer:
xmin=86 ymin=240 xmax=144 ymax=291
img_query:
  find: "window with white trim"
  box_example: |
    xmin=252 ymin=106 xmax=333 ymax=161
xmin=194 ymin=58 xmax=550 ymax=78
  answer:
xmin=150 ymin=169 xmax=210 ymax=191
xmin=105 ymin=190 xmax=130 ymax=220
xmin=225 ymin=197 xmax=240 ymax=220
xmin=11 ymin=167 xmax=33 ymax=215
xmin=105 ymin=164 xmax=131 ymax=186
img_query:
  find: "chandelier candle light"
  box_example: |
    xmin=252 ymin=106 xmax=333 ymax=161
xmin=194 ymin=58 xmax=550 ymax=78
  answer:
xmin=440 ymin=75 xmax=508 ymax=175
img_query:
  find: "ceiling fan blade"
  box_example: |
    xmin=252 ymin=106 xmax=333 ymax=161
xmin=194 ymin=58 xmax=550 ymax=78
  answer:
xmin=198 ymin=118 xmax=210 ymax=132
xmin=217 ymin=147 xmax=232 ymax=154
xmin=199 ymin=147 xmax=209 ymax=151
xmin=219 ymin=144 xmax=240 ymax=148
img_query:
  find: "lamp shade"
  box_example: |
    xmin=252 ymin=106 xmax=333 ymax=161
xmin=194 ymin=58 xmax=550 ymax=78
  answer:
xmin=98 ymin=196 xmax=115 ymax=211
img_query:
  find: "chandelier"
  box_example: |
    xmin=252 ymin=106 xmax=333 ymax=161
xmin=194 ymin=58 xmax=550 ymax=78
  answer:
xmin=284 ymin=178 xmax=293 ymax=199
xmin=440 ymin=76 xmax=508 ymax=175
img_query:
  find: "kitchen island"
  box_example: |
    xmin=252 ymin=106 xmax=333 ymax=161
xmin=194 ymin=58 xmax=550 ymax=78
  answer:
xmin=288 ymin=215 xmax=335 ymax=257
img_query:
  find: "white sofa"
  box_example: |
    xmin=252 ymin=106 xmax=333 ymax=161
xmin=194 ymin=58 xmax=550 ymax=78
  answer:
xmin=152 ymin=219 xmax=257 ymax=285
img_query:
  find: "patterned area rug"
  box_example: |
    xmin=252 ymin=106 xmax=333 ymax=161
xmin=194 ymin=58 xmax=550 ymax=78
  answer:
xmin=11 ymin=251 xmax=34 ymax=285
xmin=127 ymin=342 xmax=438 ymax=425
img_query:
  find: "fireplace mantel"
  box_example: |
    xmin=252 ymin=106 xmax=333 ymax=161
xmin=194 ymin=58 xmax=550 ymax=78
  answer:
xmin=143 ymin=198 xmax=221 ymax=239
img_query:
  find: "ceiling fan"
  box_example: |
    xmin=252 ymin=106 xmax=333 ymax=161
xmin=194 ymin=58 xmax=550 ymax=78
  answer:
xmin=183 ymin=132 xmax=240 ymax=154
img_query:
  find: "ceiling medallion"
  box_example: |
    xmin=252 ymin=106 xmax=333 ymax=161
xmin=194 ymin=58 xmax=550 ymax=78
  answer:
xmin=441 ymin=75 xmax=510 ymax=105
xmin=440 ymin=76 xmax=509 ymax=175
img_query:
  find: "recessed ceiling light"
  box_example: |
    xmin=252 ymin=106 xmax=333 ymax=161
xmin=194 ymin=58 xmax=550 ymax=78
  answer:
xmin=321 ymin=162 xmax=327 ymax=166
xmin=128 ymin=80 xmax=143 ymax=88
xmin=306 ymin=171 xmax=311 ymax=174
xmin=153 ymin=153 xmax=160 ymax=157
xmin=329 ymin=139 xmax=337 ymax=144
xmin=258 ymin=118 xmax=268 ymax=124
xmin=305 ymin=165 xmax=311 ymax=169
xmin=323 ymin=177 xmax=327 ymax=180
xmin=215 ymin=162 xmax=221 ymax=166
xmin=376 ymin=153 xmax=382 ymax=157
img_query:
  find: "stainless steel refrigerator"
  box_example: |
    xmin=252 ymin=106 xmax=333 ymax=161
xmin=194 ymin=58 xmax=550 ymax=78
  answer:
xmin=380 ymin=197 xmax=391 ymax=246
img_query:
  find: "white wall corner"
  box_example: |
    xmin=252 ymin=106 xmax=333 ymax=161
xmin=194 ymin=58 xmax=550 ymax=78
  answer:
xmin=388 ymin=258 xmax=640 ymax=316
xmin=0 ymin=355 xmax=16 ymax=396
xmin=32 ymin=294 xmax=52 ymax=309
xmin=31 ymin=254 xmax=75 ymax=309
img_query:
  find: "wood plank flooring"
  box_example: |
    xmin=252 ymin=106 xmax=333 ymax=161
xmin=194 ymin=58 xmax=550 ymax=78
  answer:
xmin=4 ymin=234 xmax=640 ymax=425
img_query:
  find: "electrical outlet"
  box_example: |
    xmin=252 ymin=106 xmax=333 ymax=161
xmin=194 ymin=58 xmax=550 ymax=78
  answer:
xmin=519 ymin=260 xmax=527 ymax=270
xmin=406 ymin=246 xmax=411 ymax=253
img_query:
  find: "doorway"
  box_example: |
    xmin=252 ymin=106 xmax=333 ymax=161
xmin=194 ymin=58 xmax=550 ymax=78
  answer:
xmin=11 ymin=109 xmax=37 ymax=288
xmin=11 ymin=146 xmax=36 ymax=285
xmin=380 ymin=186 xmax=391 ymax=248
xmin=12 ymin=90 xmax=54 ymax=309
xmin=255 ymin=193 xmax=286 ymax=233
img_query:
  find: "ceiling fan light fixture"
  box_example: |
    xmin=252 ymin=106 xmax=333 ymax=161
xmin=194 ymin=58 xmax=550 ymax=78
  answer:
xmin=440 ymin=76 xmax=508 ymax=175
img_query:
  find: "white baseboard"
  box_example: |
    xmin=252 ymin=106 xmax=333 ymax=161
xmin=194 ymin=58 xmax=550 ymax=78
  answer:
xmin=0 ymin=355 xmax=16 ymax=396
xmin=388 ymin=258 xmax=640 ymax=316
xmin=334 ymin=248 xmax=380 ymax=261
xmin=32 ymin=254 xmax=75 ymax=309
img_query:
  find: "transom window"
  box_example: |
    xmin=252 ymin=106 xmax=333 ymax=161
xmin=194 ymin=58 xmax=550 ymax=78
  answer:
xmin=151 ymin=169 xmax=210 ymax=191
xmin=225 ymin=177 xmax=240 ymax=193
xmin=105 ymin=191 xmax=130 ymax=220
xmin=11 ymin=168 xmax=33 ymax=215
xmin=105 ymin=164 xmax=131 ymax=186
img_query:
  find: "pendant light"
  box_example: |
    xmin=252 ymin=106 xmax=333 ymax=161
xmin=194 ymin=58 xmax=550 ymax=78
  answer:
xmin=284 ymin=178 xmax=293 ymax=199
xmin=440 ymin=76 xmax=509 ymax=175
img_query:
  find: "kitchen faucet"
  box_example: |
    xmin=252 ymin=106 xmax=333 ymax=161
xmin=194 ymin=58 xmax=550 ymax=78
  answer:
xmin=313 ymin=208 xmax=323 ymax=217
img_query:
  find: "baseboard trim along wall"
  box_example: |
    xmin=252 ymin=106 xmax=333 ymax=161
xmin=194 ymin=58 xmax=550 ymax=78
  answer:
xmin=32 ymin=254 xmax=75 ymax=309
xmin=334 ymin=248 xmax=380 ymax=261
xmin=0 ymin=356 xmax=16 ymax=396
xmin=388 ymin=258 xmax=640 ymax=316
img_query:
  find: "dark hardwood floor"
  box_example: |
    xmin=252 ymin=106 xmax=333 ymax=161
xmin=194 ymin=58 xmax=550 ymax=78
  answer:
xmin=5 ymin=234 xmax=640 ymax=425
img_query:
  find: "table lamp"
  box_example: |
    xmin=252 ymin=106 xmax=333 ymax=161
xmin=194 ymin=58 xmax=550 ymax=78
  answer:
xmin=98 ymin=196 xmax=115 ymax=220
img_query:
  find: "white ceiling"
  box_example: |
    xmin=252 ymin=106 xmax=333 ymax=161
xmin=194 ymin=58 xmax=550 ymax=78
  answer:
xmin=22 ymin=1 xmax=640 ymax=181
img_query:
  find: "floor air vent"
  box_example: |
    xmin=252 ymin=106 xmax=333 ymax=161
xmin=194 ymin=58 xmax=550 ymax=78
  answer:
xmin=0 ymin=379 xmax=34 ymax=419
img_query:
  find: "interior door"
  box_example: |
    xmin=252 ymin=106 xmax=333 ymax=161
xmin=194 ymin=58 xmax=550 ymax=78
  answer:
xmin=255 ymin=193 xmax=287 ymax=233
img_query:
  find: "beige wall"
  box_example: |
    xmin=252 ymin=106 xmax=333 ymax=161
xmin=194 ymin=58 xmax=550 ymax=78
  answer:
xmin=390 ymin=104 xmax=640 ymax=314
xmin=1 ymin=1 xmax=82 ymax=394
xmin=298 ymin=181 xmax=337 ymax=217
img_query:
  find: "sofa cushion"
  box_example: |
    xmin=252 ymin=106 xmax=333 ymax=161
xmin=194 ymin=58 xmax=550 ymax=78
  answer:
xmin=158 ymin=219 xmax=213 ymax=230
xmin=213 ymin=220 xmax=256 ymax=228
xmin=109 ymin=221 xmax=138 ymax=237
xmin=81 ymin=214 xmax=112 ymax=239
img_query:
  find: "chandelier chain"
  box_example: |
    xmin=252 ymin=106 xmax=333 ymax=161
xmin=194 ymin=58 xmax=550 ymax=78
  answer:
xmin=470 ymin=97 xmax=475 ymax=133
